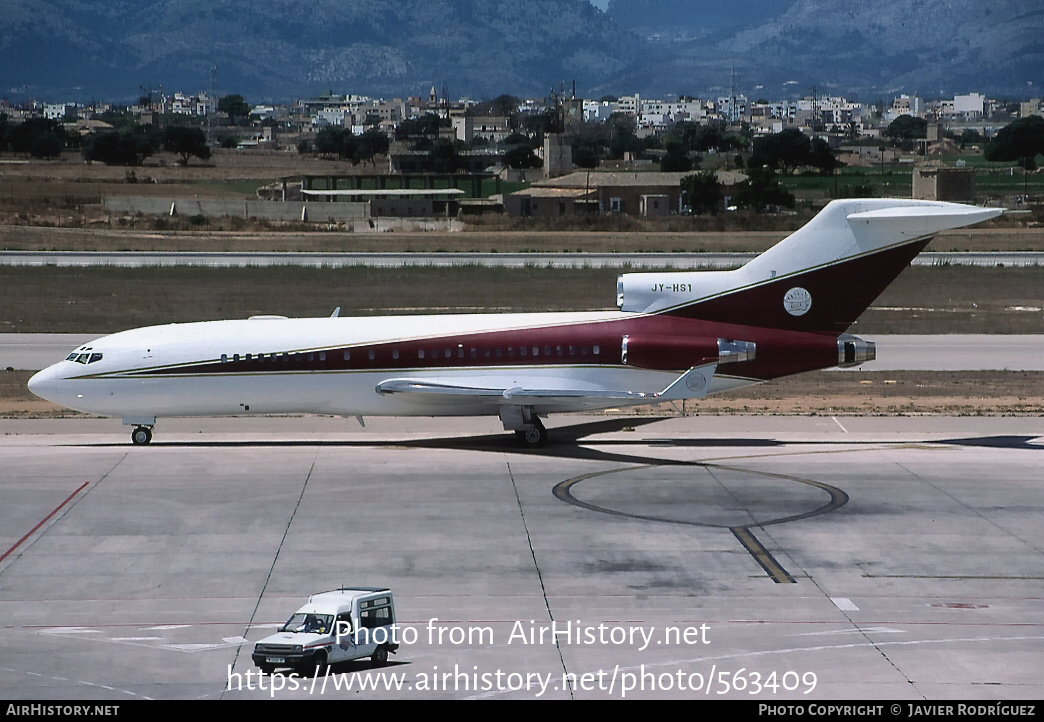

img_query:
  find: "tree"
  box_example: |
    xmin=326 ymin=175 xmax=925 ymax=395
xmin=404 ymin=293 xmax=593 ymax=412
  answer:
xmin=314 ymin=127 xmax=345 ymax=157
xmin=660 ymin=141 xmax=692 ymax=172
xmin=504 ymin=146 xmax=540 ymax=169
xmin=395 ymin=113 xmax=442 ymax=141
xmin=681 ymin=171 xmax=723 ymax=215
xmin=808 ymin=137 xmax=840 ymax=174
xmin=428 ymin=138 xmax=460 ymax=173
xmin=749 ymin=129 xmax=811 ymax=175
xmin=733 ymin=166 xmax=795 ymax=211
xmin=30 ymin=132 xmax=64 ymax=159
xmin=163 ymin=126 xmax=211 ymax=165
xmin=355 ymin=128 xmax=390 ymax=166
xmin=471 ymin=94 xmax=520 ymax=118
xmin=218 ymin=94 xmax=250 ymax=123
xmin=83 ymin=131 xmax=154 ymax=165
xmin=7 ymin=118 xmax=68 ymax=156
xmin=885 ymin=115 xmax=927 ymax=150
xmin=571 ymin=136 xmax=601 ymax=169
xmin=985 ymin=116 xmax=1044 ymax=170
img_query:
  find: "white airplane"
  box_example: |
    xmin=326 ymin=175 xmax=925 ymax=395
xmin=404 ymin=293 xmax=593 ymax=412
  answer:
xmin=28 ymin=199 xmax=1001 ymax=447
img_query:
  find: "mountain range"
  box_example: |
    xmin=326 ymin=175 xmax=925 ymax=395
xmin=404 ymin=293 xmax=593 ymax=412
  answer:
xmin=2 ymin=0 xmax=1041 ymax=103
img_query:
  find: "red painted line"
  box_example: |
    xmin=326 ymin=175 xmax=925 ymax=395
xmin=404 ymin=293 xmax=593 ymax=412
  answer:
xmin=0 ymin=482 xmax=89 ymax=563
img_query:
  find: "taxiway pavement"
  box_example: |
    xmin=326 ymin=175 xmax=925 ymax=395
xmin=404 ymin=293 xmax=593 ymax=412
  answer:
xmin=1 ymin=415 xmax=1041 ymax=700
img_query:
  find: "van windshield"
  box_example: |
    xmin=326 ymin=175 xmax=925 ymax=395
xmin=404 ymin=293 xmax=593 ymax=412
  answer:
xmin=280 ymin=613 xmax=333 ymax=634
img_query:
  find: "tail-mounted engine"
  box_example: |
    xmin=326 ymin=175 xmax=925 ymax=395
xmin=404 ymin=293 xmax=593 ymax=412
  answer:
xmin=837 ymin=333 xmax=876 ymax=367
xmin=621 ymin=336 xmax=756 ymax=370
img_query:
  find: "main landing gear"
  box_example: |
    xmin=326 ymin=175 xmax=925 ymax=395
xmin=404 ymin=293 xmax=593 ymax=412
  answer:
xmin=513 ymin=416 xmax=548 ymax=449
xmin=131 ymin=426 xmax=153 ymax=445
xmin=500 ymin=405 xmax=548 ymax=448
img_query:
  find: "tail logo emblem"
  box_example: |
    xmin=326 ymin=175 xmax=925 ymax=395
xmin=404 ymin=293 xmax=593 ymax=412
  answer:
xmin=783 ymin=287 xmax=812 ymax=316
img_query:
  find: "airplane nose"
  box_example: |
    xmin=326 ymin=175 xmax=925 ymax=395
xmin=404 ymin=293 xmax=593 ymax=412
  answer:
xmin=27 ymin=365 xmax=58 ymax=402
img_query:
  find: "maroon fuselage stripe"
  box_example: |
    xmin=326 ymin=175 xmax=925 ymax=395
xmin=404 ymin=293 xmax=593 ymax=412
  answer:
xmin=132 ymin=240 xmax=926 ymax=382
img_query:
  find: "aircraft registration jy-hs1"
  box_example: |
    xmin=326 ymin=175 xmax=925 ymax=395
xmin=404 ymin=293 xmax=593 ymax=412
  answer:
xmin=28 ymin=199 xmax=1001 ymax=447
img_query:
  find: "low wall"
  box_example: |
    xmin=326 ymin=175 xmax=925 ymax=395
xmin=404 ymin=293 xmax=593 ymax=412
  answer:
xmin=103 ymin=197 xmax=370 ymax=221
xmin=100 ymin=197 xmax=463 ymax=231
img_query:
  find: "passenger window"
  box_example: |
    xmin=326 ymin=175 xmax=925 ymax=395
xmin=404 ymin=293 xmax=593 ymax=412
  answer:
xmin=418 ymin=349 xmax=425 ymax=359
xmin=392 ymin=349 xmax=399 ymax=360
xmin=221 ymin=354 xmax=228 ymax=363
xmin=343 ymin=350 xmax=351 ymax=361
xmin=593 ymin=345 xmax=600 ymax=355
xmin=368 ymin=350 xmax=375 ymax=360
xmin=233 ymin=354 xmax=240 ymax=362
xmin=319 ymin=351 xmax=326 ymax=361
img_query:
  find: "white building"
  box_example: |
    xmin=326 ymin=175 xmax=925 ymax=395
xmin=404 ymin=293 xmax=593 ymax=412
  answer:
xmin=952 ymin=93 xmax=985 ymax=117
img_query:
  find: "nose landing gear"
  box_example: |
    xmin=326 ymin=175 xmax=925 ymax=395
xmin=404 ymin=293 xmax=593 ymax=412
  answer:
xmin=131 ymin=426 xmax=153 ymax=445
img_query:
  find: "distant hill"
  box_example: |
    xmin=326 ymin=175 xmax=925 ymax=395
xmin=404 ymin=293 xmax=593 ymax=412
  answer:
xmin=606 ymin=0 xmax=1044 ymax=99
xmin=2 ymin=0 xmax=1041 ymax=102
xmin=1 ymin=0 xmax=638 ymax=102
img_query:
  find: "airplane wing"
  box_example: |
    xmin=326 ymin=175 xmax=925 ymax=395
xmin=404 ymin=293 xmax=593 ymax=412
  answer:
xmin=374 ymin=363 xmax=717 ymax=404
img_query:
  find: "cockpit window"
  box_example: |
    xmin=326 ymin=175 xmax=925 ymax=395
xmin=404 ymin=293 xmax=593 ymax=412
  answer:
xmin=68 ymin=351 xmax=103 ymax=364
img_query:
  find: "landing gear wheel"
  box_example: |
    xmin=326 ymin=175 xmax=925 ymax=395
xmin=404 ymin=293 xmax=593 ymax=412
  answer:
xmin=371 ymin=645 xmax=388 ymax=668
xmin=131 ymin=426 xmax=152 ymax=445
xmin=515 ymin=419 xmax=548 ymax=448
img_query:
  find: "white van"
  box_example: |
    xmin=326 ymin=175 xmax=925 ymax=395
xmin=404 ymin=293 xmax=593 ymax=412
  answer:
xmin=252 ymin=587 xmax=398 ymax=674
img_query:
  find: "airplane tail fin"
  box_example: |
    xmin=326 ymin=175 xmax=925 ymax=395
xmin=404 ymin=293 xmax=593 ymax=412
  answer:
xmin=616 ymin=199 xmax=1003 ymax=334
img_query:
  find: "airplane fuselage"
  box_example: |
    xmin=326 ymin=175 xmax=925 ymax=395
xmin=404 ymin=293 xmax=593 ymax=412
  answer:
xmin=30 ymin=309 xmax=837 ymax=420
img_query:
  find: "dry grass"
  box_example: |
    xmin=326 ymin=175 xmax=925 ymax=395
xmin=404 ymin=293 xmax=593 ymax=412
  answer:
xmin=0 ymin=265 xmax=1040 ymax=334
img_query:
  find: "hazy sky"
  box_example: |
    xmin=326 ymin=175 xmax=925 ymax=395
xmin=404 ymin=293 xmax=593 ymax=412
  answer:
xmin=588 ymin=0 xmax=609 ymax=10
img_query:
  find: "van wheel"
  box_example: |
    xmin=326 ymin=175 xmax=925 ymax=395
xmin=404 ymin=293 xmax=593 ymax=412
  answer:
xmin=371 ymin=645 xmax=388 ymax=668
xmin=308 ymin=650 xmax=328 ymax=676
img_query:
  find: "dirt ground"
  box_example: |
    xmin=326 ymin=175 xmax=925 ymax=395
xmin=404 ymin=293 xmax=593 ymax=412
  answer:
xmin=4 ymin=369 xmax=1041 ymax=418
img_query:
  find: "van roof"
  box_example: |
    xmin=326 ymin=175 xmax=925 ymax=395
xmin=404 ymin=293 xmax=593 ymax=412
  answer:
xmin=295 ymin=587 xmax=392 ymax=614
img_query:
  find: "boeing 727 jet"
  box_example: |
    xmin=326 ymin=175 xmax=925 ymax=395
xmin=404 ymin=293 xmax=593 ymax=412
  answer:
xmin=28 ymin=199 xmax=1001 ymax=446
